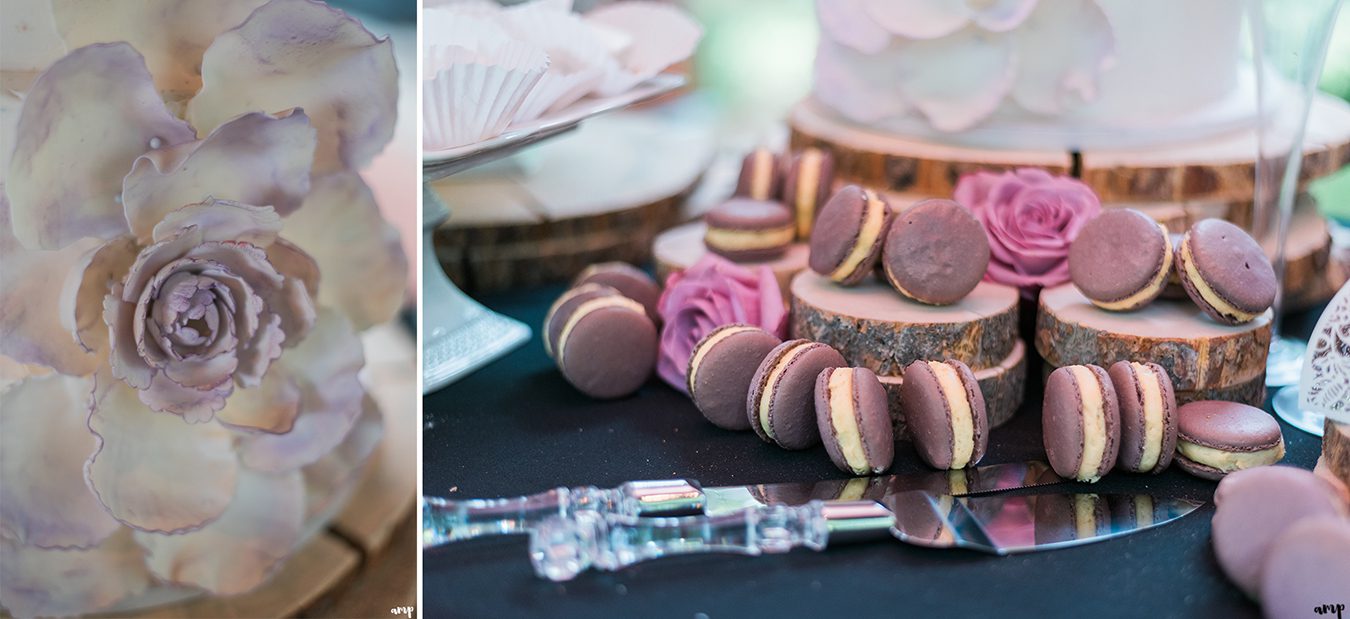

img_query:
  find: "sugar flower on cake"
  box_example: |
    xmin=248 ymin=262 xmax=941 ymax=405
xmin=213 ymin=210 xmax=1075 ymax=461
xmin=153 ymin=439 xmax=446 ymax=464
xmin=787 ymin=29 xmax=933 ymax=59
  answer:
xmin=0 ymin=1 xmax=405 ymax=616
xmin=814 ymin=0 xmax=1115 ymax=131
xmin=954 ymin=168 xmax=1101 ymax=294
xmin=656 ymin=255 xmax=787 ymax=393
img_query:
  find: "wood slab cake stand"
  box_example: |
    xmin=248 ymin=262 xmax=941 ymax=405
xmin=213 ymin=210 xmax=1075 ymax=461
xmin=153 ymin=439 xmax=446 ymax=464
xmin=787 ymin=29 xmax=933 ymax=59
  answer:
xmin=1324 ymin=420 xmax=1350 ymax=491
xmin=878 ymin=341 xmax=1027 ymax=438
xmin=1036 ymin=284 xmax=1272 ymax=405
xmin=653 ymin=221 xmax=810 ymax=296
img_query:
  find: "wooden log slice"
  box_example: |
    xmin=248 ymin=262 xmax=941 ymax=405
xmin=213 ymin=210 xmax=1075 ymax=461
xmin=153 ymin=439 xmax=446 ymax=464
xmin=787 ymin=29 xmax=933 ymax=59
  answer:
xmin=790 ymin=271 xmax=1020 ymax=375
xmin=652 ymin=221 xmax=810 ymax=297
xmin=879 ymin=340 xmax=1027 ymax=439
xmin=788 ymin=94 xmax=1350 ymax=205
xmin=1039 ymin=363 xmax=1266 ymax=407
xmin=1264 ymin=206 xmax=1335 ymax=312
xmin=1036 ymin=283 xmax=1271 ymax=392
xmin=1323 ymin=421 xmax=1350 ymax=492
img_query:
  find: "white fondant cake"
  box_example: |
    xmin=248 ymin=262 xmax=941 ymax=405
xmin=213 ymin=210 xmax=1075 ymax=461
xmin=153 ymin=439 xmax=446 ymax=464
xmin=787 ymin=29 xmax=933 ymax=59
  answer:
xmin=812 ymin=0 xmax=1259 ymax=150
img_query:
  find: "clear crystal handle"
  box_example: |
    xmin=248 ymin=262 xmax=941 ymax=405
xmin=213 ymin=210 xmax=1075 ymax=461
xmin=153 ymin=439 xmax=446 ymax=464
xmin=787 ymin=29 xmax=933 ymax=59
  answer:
xmin=528 ymin=501 xmax=833 ymax=581
xmin=422 ymin=480 xmax=704 ymax=547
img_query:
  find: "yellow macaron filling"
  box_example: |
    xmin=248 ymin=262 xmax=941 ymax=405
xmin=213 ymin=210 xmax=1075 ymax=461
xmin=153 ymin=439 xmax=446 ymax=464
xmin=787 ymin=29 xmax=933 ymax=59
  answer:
xmin=827 ymin=369 xmax=870 ymax=474
xmin=1135 ymin=494 xmax=1154 ymax=528
xmin=1074 ymin=494 xmax=1099 ymax=539
xmin=838 ymin=477 xmax=869 ymax=501
xmin=750 ymin=149 xmax=774 ymax=200
xmin=687 ymin=326 xmax=755 ymax=397
xmin=705 ymin=225 xmax=795 ymax=252
xmin=929 ymin=361 xmax=975 ymax=469
xmin=947 ymin=469 xmax=969 ymax=496
xmin=1177 ymin=439 xmax=1285 ymax=472
xmin=1070 ymin=366 xmax=1108 ymax=482
xmin=1180 ymin=235 xmax=1258 ymax=322
xmin=543 ymin=283 xmax=607 ymax=359
xmin=794 ymin=148 xmax=823 ymax=238
xmin=1091 ymin=222 xmax=1174 ymax=311
xmin=829 ymin=190 xmax=886 ymax=283
xmin=557 ymin=296 xmax=645 ymax=363
xmin=1133 ymin=362 xmax=1166 ymax=471
xmin=758 ymin=342 xmax=813 ymax=440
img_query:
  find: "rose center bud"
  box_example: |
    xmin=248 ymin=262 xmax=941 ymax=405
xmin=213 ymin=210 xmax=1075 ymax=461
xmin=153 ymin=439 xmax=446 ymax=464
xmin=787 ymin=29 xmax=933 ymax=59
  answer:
xmin=149 ymin=271 xmax=234 ymax=362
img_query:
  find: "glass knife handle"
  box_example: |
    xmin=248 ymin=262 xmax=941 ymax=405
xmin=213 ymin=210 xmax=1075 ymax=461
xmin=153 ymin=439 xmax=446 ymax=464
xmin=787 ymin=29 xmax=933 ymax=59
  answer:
xmin=422 ymin=480 xmax=704 ymax=547
xmin=528 ymin=502 xmax=838 ymax=581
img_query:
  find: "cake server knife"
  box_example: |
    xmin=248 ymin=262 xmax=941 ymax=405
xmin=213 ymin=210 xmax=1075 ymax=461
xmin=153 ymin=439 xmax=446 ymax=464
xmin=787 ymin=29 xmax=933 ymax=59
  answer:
xmin=527 ymin=491 xmax=1203 ymax=581
xmin=422 ymin=461 xmax=1063 ymax=547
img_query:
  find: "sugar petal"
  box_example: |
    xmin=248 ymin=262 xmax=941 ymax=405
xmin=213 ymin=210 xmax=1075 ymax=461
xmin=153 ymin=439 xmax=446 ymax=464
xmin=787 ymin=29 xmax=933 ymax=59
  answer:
xmin=0 ymin=529 xmax=150 ymax=619
xmin=1010 ymin=0 xmax=1115 ymax=114
xmin=0 ymin=232 xmax=102 ymax=374
xmin=59 ymin=236 xmax=138 ymax=356
xmin=862 ymin=0 xmax=971 ymax=40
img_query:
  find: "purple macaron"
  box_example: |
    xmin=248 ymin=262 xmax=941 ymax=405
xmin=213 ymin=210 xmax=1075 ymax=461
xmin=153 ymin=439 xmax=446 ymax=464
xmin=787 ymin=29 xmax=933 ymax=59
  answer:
xmin=542 ymin=283 xmax=621 ymax=360
xmin=782 ymin=147 xmax=835 ymax=239
xmin=572 ymin=262 xmax=662 ymax=326
xmin=1043 ymin=365 xmax=1120 ymax=483
xmin=1175 ymin=400 xmax=1284 ymax=480
xmin=1260 ymin=516 xmax=1350 ymax=618
xmin=1175 ymin=219 xmax=1277 ymax=325
xmin=735 ymin=147 xmax=784 ymax=201
xmin=748 ymin=339 xmax=846 ymax=450
xmin=808 ymin=185 xmax=893 ymax=286
xmin=1069 ymin=209 xmax=1173 ymax=312
xmin=548 ymin=289 xmax=657 ymax=399
xmin=686 ymin=324 xmax=782 ymax=431
xmin=704 ymin=198 xmax=795 ymax=262
xmin=814 ymin=367 xmax=894 ymax=475
xmin=882 ymin=199 xmax=990 ymax=305
xmin=900 ymin=359 xmax=989 ymax=471
xmin=1107 ymin=360 xmax=1178 ymax=475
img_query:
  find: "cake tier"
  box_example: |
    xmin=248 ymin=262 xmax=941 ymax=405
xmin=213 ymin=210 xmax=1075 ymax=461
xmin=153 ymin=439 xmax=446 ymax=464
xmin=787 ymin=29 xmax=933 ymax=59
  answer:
xmin=1036 ymin=283 xmax=1271 ymax=393
xmin=879 ymin=340 xmax=1026 ymax=440
xmin=789 ymin=271 xmax=1020 ymax=376
xmin=653 ymin=221 xmax=809 ymax=299
xmin=789 ymin=94 xmax=1350 ymax=205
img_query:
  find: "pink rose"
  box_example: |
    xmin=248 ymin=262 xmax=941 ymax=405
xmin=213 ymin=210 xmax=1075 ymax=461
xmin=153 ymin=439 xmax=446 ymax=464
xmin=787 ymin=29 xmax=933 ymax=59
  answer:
xmin=955 ymin=168 xmax=1101 ymax=293
xmin=657 ymin=255 xmax=787 ymax=392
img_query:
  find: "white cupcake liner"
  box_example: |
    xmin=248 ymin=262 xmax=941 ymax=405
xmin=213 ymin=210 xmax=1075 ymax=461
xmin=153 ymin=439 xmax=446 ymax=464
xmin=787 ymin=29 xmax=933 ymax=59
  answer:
xmin=422 ymin=10 xmax=513 ymax=76
xmin=511 ymin=64 xmax=604 ymax=122
xmin=423 ymin=42 xmax=550 ymax=150
xmin=586 ymin=1 xmax=702 ymax=97
xmin=500 ymin=3 xmax=616 ymax=110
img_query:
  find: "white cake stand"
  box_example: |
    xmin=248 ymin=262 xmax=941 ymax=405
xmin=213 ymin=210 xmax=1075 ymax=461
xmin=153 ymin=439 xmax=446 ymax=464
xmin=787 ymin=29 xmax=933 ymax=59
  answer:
xmin=422 ymin=75 xmax=685 ymax=393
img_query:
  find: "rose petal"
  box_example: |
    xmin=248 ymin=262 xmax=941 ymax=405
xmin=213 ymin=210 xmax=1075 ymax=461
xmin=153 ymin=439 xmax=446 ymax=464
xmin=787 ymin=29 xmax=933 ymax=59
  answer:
xmin=1 ymin=0 xmax=66 ymax=76
xmin=50 ymin=0 xmax=268 ymax=99
xmin=266 ymin=237 xmax=320 ymax=300
xmin=812 ymin=38 xmax=912 ymax=125
xmin=816 ymin=0 xmax=891 ymax=54
xmin=6 ymin=43 xmax=196 ymax=249
xmin=1010 ymin=0 xmax=1114 ymax=115
xmin=239 ymin=309 xmax=365 ymax=472
xmin=0 ymin=529 xmax=150 ymax=619
xmin=281 ymin=172 xmax=406 ymax=330
xmin=59 ymin=236 xmax=138 ymax=356
xmin=891 ymin=29 xmax=1017 ymax=132
xmin=124 ymin=111 xmax=316 ymax=242
xmin=1 ymin=85 xmax=26 ymax=179
xmin=303 ymin=392 xmax=382 ymax=521
xmin=862 ymin=0 xmax=971 ymax=40
xmin=0 ymin=234 xmax=102 ymax=374
xmin=187 ymin=0 xmax=398 ymax=173
xmin=0 ymin=373 xmax=119 ymax=549
xmin=86 ymin=371 xmax=239 ymax=533
xmin=151 ymin=200 xmax=284 ymax=247
xmin=0 ymin=354 xmax=51 ymax=395
xmin=138 ymin=366 xmax=233 ymax=422
xmin=215 ymin=359 xmax=301 ymax=434
xmin=971 ymin=0 xmax=1039 ymax=32
xmin=135 ymin=469 xmax=303 ymax=596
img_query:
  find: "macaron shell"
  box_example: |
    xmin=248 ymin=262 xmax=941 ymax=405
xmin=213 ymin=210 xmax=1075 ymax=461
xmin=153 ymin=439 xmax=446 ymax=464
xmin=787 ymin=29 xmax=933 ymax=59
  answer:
xmin=748 ymin=340 xmax=845 ymax=449
xmin=901 ymin=360 xmax=988 ymax=470
xmin=1108 ymin=361 xmax=1178 ymax=474
xmin=1068 ymin=209 xmax=1170 ymax=308
xmin=735 ymin=149 xmax=783 ymax=200
xmin=808 ymin=186 xmax=893 ymax=286
xmin=882 ymin=199 xmax=990 ymax=305
xmin=705 ymin=198 xmax=794 ymax=261
xmin=1173 ymin=454 xmax=1227 ymax=481
xmin=814 ymin=367 xmax=894 ymax=475
xmin=558 ymin=305 xmax=657 ymax=399
xmin=1034 ymin=492 xmax=1109 ymax=545
xmin=542 ymin=284 xmax=621 ymax=359
xmin=1259 ymin=516 xmax=1350 ymax=619
xmin=688 ymin=325 xmax=781 ymax=431
xmin=1180 ymin=219 xmax=1277 ymax=317
xmin=1211 ymin=466 xmax=1349 ymax=597
xmin=572 ymin=262 xmax=662 ymax=326
xmin=782 ymin=149 xmax=835 ymax=238
xmin=1177 ymin=400 xmax=1283 ymax=451
xmin=1042 ymin=365 xmax=1120 ymax=481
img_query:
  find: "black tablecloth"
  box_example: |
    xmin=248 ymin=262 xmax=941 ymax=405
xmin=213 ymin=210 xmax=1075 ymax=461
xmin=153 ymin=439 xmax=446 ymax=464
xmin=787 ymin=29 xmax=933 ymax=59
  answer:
xmin=423 ymin=281 xmax=1325 ymax=619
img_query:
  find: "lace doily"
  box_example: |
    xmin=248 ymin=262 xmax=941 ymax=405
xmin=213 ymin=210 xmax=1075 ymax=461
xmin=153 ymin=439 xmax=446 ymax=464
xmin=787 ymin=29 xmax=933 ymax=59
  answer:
xmin=1301 ymin=282 xmax=1350 ymax=422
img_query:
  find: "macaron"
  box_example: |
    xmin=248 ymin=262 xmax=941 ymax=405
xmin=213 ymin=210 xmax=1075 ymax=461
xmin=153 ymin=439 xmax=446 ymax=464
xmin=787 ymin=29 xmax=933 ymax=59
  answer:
xmin=1034 ymin=492 xmax=1109 ymax=545
xmin=550 ymin=290 xmax=657 ymax=399
xmin=1042 ymin=365 xmax=1120 ymax=483
xmin=1107 ymin=360 xmax=1178 ymax=475
xmin=900 ymin=359 xmax=989 ymax=470
xmin=735 ymin=147 xmax=783 ymax=201
xmin=881 ymin=199 xmax=990 ymax=305
xmin=1211 ymin=466 xmax=1348 ymax=597
xmin=808 ymin=185 xmax=893 ymax=286
xmin=686 ymin=324 xmax=782 ymax=431
xmin=814 ymin=367 xmax=894 ymax=475
xmin=1068 ymin=209 xmax=1173 ymax=311
xmin=1260 ymin=516 xmax=1350 ymax=618
xmin=572 ymin=262 xmax=662 ymax=326
xmin=1175 ymin=400 xmax=1285 ymax=480
xmin=703 ymin=198 xmax=794 ymax=262
xmin=1175 ymin=219 xmax=1277 ymax=324
xmin=1108 ymin=493 xmax=1163 ymax=530
xmin=747 ymin=339 xmax=845 ymax=450
xmin=542 ymin=283 xmax=621 ymax=360
xmin=782 ymin=147 xmax=835 ymax=239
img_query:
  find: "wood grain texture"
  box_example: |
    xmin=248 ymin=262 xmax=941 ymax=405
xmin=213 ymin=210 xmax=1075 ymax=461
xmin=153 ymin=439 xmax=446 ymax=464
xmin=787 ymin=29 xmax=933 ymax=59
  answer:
xmin=1323 ymin=421 xmax=1350 ymax=491
xmin=790 ymin=271 xmax=1020 ymax=375
xmin=1040 ymin=363 xmax=1266 ymax=407
xmin=879 ymin=341 xmax=1026 ymax=439
xmin=1036 ymin=284 xmax=1271 ymax=392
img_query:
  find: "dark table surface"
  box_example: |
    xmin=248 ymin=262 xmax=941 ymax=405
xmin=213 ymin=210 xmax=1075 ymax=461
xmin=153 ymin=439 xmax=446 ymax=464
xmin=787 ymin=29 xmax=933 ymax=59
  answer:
xmin=423 ymin=281 xmax=1327 ymax=619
